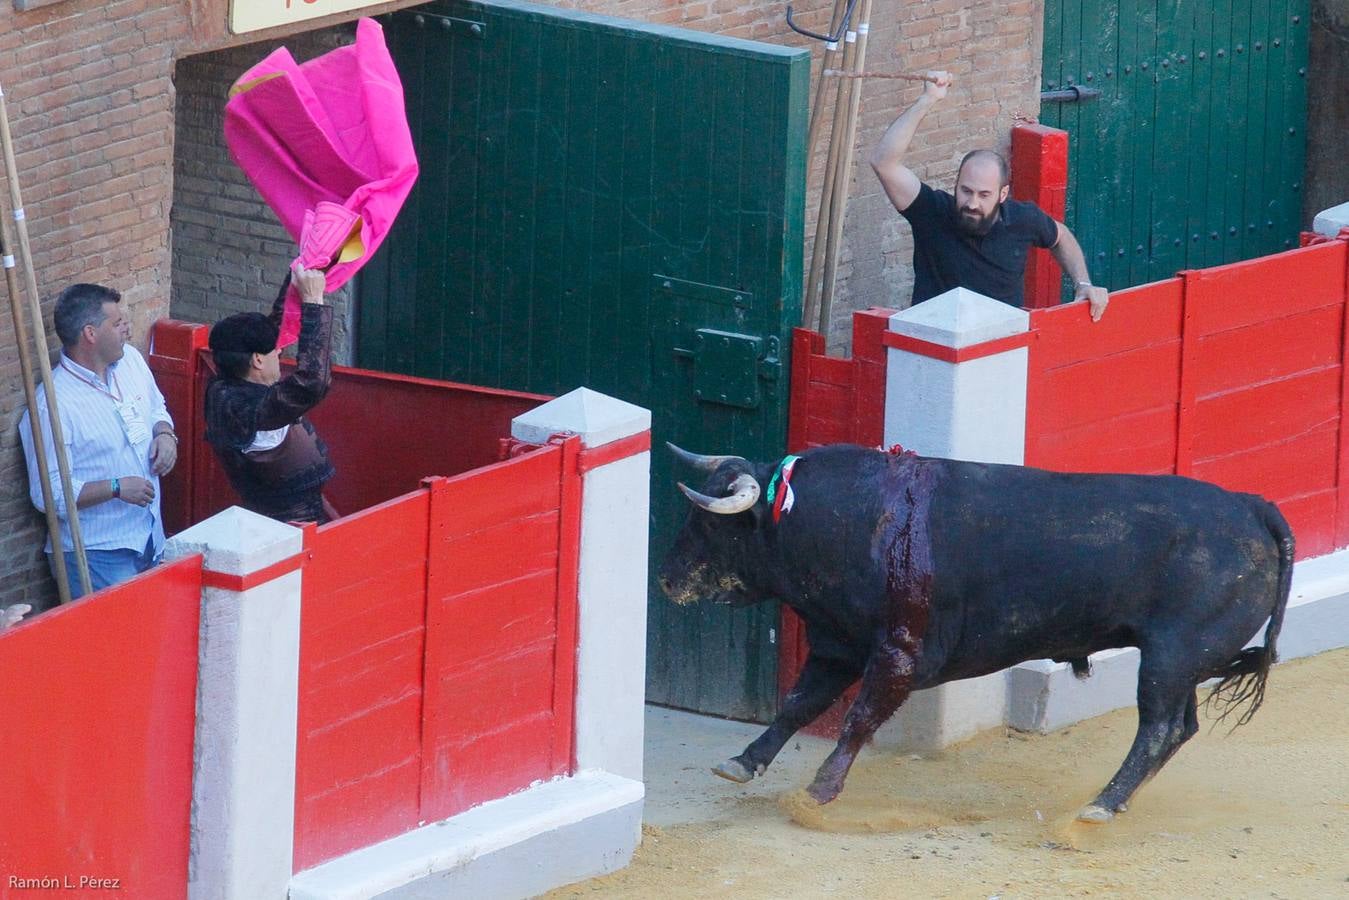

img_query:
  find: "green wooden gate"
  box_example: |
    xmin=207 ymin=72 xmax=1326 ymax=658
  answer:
xmin=356 ymin=0 xmax=809 ymax=721
xmin=1041 ymin=1 xmax=1309 ymax=291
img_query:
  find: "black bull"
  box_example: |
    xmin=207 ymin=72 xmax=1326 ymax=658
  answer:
xmin=657 ymin=444 xmax=1293 ymax=822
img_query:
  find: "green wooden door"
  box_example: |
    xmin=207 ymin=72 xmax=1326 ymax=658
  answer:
xmin=356 ymin=0 xmax=808 ymax=721
xmin=1041 ymin=1 xmax=1309 ymax=291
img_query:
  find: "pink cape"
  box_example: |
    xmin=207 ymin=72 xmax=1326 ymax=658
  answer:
xmin=224 ymin=17 xmax=419 ymax=347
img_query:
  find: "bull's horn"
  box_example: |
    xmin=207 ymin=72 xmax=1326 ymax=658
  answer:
xmin=666 ymin=442 xmax=745 ymax=474
xmin=678 ymin=473 xmax=761 ymax=515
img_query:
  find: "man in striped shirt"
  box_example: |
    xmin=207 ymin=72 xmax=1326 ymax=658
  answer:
xmin=19 ymin=283 xmax=178 ymax=600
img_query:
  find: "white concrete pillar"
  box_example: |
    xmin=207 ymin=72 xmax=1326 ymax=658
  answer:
xmin=883 ymin=286 xmax=1029 ymax=464
xmin=163 ymin=507 xmax=306 ymax=900
xmin=512 ymin=387 xmax=652 ymax=782
xmin=876 ymin=288 xmax=1030 ymax=751
xmin=1312 ymin=200 xmax=1349 ymax=237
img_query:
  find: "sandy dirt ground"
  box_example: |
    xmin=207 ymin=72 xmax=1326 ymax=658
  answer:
xmin=551 ymin=649 xmax=1348 ymax=899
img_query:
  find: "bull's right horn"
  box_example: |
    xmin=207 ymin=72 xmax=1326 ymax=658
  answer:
xmin=678 ymin=473 xmax=761 ymax=515
xmin=666 ymin=442 xmax=745 ymax=474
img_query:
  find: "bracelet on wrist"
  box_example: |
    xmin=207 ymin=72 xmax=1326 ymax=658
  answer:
xmin=157 ymin=430 xmax=178 ymax=444
xmin=111 ymin=477 xmax=121 ymax=498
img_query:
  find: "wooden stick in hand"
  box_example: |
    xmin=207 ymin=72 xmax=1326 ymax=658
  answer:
xmin=822 ymin=69 xmax=943 ymax=83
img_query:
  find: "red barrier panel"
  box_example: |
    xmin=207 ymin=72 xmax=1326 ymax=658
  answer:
xmin=1182 ymin=243 xmax=1349 ymax=557
xmin=293 ymin=490 xmax=430 ymax=871
xmin=0 ymin=557 xmax=202 ymax=898
xmin=1011 ymin=124 xmax=1069 ymax=310
xmin=308 ymin=366 xmax=548 ymax=515
xmin=1026 ymin=278 xmax=1184 ymax=475
xmin=292 ymin=442 xmax=581 ymax=870
xmin=148 ymin=321 xmax=210 ymax=536
xmin=420 ymin=439 xmax=581 ymax=822
xmin=1026 ymin=239 xmax=1349 ymax=559
xmin=785 ymin=309 xmax=893 ymax=455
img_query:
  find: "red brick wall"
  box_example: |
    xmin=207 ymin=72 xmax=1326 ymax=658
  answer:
xmin=0 ymin=0 xmax=188 ymax=610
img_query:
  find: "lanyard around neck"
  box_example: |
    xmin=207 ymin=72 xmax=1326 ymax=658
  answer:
xmin=61 ymin=361 xmax=122 ymax=402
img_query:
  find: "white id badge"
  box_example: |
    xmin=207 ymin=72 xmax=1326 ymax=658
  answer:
xmin=117 ymin=397 xmax=151 ymax=447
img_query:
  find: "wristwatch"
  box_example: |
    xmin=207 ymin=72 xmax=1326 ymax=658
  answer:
xmin=111 ymin=477 xmax=121 ymax=498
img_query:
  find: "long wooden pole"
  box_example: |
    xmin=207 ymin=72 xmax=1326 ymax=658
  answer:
xmin=817 ymin=0 xmax=874 ymax=338
xmin=0 ymin=188 xmax=72 ymax=603
xmin=0 ymin=81 xmax=92 ymax=597
xmin=801 ymin=21 xmax=859 ymax=330
xmin=804 ymin=0 xmax=851 ymax=185
xmin=822 ymin=69 xmax=942 ymax=83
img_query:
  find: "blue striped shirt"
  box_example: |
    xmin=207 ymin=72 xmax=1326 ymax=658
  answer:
xmin=18 ymin=345 xmax=173 ymax=554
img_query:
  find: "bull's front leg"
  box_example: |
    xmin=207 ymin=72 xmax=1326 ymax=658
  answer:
xmin=712 ymin=651 xmax=861 ymax=784
xmin=806 ymin=642 xmax=916 ymax=804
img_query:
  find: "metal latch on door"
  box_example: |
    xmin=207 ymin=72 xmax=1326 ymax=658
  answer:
xmin=671 ymin=329 xmax=781 ymax=410
xmin=1040 ymin=85 xmax=1101 ymax=103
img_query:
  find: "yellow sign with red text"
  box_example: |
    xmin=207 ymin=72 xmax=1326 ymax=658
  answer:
xmin=230 ymin=0 xmax=385 ymax=34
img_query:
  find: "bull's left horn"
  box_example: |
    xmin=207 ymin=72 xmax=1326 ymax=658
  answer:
xmin=678 ymin=473 xmax=761 ymax=515
xmin=666 ymin=442 xmax=745 ymax=474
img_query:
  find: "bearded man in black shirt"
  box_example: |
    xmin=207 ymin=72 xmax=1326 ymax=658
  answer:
xmin=870 ymin=71 xmax=1109 ymax=322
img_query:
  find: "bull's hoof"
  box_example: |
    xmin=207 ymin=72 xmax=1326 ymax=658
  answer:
xmin=711 ymin=758 xmax=760 ymax=783
xmin=1075 ymin=804 xmax=1115 ymax=824
xmin=805 ymin=780 xmax=840 ymax=805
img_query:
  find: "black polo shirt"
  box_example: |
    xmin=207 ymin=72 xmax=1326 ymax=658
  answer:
xmin=901 ymin=182 xmax=1060 ymax=307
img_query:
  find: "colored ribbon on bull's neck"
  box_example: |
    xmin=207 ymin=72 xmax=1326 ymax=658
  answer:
xmin=765 ymin=454 xmax=801 ymax=524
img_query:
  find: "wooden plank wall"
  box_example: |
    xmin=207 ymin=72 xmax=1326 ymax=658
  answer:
xmin=785 ymin=309 xmax=892 ymax=455
xmin=293 ymin=492 xmax=432 ymax=872
xmin=0 ymin=557 xmax=202 ymax=898
xmin=291 ymin=443 xmax=581 ymax=871
xmin=420 ymin=440 xmax=580 ymax=822
xmin=1026 ymin=239 xmax=1349 ymax=559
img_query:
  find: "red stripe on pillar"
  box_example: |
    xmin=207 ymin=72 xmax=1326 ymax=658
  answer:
xmin=882 ymin=329 xmax=1030 ymax=363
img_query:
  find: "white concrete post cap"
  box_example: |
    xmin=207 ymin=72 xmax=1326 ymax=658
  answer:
xmin=890 ymin=287 xmax=1030 ymax=349
xmin=512 ymin=387 xmax=651 ymax=449
xmin=1312 ymin=201 xmax=1349 ymax=237
xmin=162 ymin=506 xmax=303 ymax=576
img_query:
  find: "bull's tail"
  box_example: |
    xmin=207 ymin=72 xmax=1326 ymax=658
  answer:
xmin=1204 ymin=499 xmax=1294 ymax=728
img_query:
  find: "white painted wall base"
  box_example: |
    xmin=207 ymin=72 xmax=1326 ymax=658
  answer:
xmin=289 ymin=771 xmax=643 ymax=900
xmin=874 ymin=672 xmax=1008 ymax=752
xmin=1004 ymin=547 xmax=1349 ymax=734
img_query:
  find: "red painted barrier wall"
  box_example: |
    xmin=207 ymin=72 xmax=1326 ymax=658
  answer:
xmin=1027 ymin=239 xmax=1349 ymax=559
xmin=785 ymin=308 xmax=891 ymax=455
xmin=420 ymin=440 xmax=581 ymax=821
xmin=1011 ymin=124 xmax=1069 ymax=310
xmin=293 ymin=491 xmax=431 ymax=872
xmin=292 ymin=440 xmax=582 ymax=871
xmin=0 ymin=557 xmax=202 ymax=899
xmin=1025 ymin=277 xmax=1184 ymax=475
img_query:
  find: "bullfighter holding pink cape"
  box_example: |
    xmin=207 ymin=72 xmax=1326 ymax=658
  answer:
xmin=224 ymin=17 xmax=419 ymax=347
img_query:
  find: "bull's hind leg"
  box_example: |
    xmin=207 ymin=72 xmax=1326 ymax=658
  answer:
xmin=713 ymin=651 xmax=862 ymax=783
xmin=805 ymin=644 xmax=916 ymax=804
xmin=1079 ymin=672 xmax=1201 ymax=823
